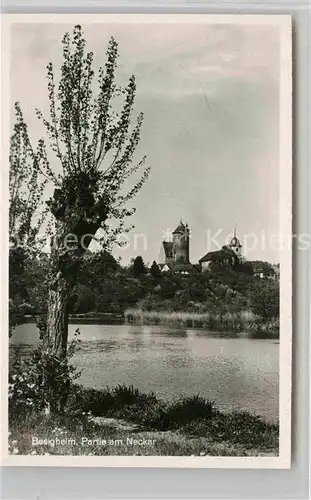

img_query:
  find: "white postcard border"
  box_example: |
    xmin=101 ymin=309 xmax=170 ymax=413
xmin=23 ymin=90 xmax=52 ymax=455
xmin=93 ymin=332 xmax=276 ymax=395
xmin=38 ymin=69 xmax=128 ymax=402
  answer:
xmin=0 ymin=13 xmax=292 ymax=469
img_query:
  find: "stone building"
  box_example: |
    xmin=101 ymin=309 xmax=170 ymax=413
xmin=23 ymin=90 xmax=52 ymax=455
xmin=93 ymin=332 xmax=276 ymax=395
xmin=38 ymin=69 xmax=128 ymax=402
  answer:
xmin=158 ymin=225 xmax=245 ymax=274
xmin=159 ymin=220 xmax=194 ymax=274
xmin=199 ymin=229 xmax=243 ymax=271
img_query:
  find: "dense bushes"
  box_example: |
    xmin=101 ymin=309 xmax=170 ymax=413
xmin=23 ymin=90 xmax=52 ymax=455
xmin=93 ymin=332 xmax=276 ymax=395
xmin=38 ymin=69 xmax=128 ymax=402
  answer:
xmin=250 ymin=280 xmax=279 ymax=321
xmin=9 ymin=330 xmax=81 ymax=419
xmin=69 ymin=384 xmax=217 ymax=429
xmin=13 ymin=252 xmax=279 ymax=326
xmin=67 ymin=384 xmax=278 ymax=450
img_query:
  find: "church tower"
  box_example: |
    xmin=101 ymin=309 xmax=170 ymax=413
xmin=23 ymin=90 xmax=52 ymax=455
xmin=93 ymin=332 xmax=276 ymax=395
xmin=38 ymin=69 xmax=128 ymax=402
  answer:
xmin=172 ymin=220 xmax=190 ymax=264
xmin=229 ymin=228 xmax=242 ymax=259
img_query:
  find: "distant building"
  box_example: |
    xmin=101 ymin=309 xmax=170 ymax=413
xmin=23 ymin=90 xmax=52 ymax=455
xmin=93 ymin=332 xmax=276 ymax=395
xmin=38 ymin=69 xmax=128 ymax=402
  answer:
xmin=252 ymin=261 xmax=279 ymax=280
xmin=157 ymin=225 xmax=275 ymax=277
xmin=159 ymin=220 xmax=194 ymax=274
xmin=199 ymin=229 xmax=243 ymax=271
xmin=199 ymin=246 xmax=238 ymax=272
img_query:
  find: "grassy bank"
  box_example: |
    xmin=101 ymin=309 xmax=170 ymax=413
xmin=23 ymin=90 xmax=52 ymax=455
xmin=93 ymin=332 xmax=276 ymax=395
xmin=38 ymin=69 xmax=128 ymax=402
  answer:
xmin=23 ymin=310 xmax=279 ymax=337
xmin=9 ymin=385 xmax=279 ymax=456
xmin=125 ymin=309 xmax=279 ymax=337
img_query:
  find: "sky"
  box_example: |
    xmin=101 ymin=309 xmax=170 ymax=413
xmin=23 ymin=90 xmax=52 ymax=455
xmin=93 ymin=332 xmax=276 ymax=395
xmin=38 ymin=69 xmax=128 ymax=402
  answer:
xmin=10 ymin=20 xmax=281 ymax=265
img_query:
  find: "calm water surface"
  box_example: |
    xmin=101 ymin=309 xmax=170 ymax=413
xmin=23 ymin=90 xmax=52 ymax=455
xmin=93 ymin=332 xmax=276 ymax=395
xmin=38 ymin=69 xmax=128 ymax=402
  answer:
xmin=10 ymin=323 xmax=279 ymax=422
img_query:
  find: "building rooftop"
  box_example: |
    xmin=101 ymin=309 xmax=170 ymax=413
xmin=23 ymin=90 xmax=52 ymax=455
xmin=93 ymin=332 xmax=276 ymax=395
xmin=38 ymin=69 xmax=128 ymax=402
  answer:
xmin=229 ymin=228 xmax=242 ymax=248
xmin=199 ymin=246 xmax=237 ymax=263
xmin=158 ymin=262 xmax=196 ymax=273
xmin=172 ymin=220 xmax=189 ymax=235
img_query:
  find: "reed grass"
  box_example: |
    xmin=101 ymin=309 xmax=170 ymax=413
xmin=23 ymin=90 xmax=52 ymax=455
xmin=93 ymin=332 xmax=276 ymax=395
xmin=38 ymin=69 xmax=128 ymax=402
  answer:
xmin=124 ymin=308 xmax=279 ymax=337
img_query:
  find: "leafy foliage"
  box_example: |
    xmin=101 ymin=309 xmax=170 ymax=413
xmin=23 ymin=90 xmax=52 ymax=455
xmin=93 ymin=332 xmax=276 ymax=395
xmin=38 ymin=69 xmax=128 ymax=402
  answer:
xmin=132 ymin=255 xmax=147 ymax=277
xmin=22 ymin=254 xmax=279 ymax=327
xmin=9 ymin=330 xmax=81 ymax=418
xmin=9 ymin=105 xmax=47 ymax=335
xmin=150 ymin=260 xmax=161 ymax=278
xmin=35 ymin=25 xmax=150 ymax=251
xmin=9 ymin=103 xmax=47 ymax=247
xmin=249 ymin=280 xmax=279 ymax=321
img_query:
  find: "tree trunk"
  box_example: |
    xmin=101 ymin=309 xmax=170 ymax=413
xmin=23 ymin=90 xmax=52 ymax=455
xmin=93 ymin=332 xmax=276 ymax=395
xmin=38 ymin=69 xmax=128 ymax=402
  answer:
xmin=46 ymin=274 xmax=70 ymax=359
xmin=45 ymin=273 xmax=71 ymax=414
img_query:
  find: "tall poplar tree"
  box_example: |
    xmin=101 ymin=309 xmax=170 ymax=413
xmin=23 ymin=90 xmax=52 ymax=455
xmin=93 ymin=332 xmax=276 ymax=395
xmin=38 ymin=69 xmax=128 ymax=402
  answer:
xmin=15 ymin=25 xmax=150 ymax=358
xmin=9 ymin=103 xmax=46 ymax=333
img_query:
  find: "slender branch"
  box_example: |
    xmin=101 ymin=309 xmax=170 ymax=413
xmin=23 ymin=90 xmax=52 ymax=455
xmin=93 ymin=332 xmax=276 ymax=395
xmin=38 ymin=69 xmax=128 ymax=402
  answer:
xmin=47 ymin=64 xmax=65 ymax=174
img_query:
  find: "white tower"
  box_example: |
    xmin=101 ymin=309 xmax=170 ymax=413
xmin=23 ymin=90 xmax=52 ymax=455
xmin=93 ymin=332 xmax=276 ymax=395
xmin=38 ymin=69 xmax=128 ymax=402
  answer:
xmin=229 ymin=228 xmax=242 ymax=259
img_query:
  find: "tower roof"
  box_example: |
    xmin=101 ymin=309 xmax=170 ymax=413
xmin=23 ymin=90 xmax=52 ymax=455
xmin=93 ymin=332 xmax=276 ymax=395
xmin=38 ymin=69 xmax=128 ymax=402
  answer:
xmin=229 ymin=236 xmax=241 ymax=247
xmin=173 ymin=220 xmax=189 ymax=234
xmin=229 ymin=228 xmax=242 ymax=247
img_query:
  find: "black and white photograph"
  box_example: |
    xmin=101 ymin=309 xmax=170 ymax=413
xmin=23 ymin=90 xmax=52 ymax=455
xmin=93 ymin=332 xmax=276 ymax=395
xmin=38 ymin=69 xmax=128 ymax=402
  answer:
xmin=2 ymin=14 xmax=292 ymax=468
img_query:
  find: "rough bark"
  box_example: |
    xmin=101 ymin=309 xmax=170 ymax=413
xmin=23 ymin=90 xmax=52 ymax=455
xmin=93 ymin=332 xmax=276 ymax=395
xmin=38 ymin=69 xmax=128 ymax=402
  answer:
xmin=45 ymin=215 xmax=95 ymax=359
xmin=45 ymin=266 xmax=73 ymax=414
xmin=46 ymin=279 xmax=70 ymax=359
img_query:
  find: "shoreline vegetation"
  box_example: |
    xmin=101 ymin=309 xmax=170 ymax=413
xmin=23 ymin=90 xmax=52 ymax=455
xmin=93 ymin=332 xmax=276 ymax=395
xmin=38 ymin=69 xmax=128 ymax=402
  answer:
xmin=23 ymin=309 xmax=279 ymax=338
xmin=9 ymin=384 xmax=279 ymax=457
xmin=124 ymin=309 xmax=279 ymax=337
xmin=15 ymin=252 xmax=280 ymax=341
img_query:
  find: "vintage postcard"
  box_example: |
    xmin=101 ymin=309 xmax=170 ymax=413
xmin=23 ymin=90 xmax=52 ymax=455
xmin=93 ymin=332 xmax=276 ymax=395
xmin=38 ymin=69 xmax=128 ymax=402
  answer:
xmin=1 ymin=13 xmax=292 ymax=468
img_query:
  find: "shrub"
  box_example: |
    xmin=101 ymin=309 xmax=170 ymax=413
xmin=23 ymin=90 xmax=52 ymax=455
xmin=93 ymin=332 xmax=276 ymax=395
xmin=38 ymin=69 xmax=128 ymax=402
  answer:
xmin=156 ymin=395 xmax=216 ymax=430
xmin=113 ymin=384 xmax=147 ymax=407
xmin=250 ymin=281 xmax=279 ymax=321
xmin=75 ymin=387 xmax=217 ymax=431
xmin=69 ymin=386 xmax=115 ymax=416
xmin=115 ymin=399 xmax=166 ymax=427
xmin=9 ymin=330 xmax=81 ymax=419
xmin=67 ymin=384 xmax=278 ymax=451
xmin=69 ymin=384 xmax=158 ymax=417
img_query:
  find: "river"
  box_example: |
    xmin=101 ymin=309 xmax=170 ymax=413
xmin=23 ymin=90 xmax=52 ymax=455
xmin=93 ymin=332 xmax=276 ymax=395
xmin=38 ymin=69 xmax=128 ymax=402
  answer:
xmin=10 ymin=323 xmax=279 ymax=422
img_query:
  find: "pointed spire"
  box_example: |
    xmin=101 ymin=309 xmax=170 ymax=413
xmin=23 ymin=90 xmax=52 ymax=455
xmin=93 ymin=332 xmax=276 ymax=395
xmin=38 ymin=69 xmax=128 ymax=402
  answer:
xmin=234 ymin=227 xmax=236 ymax=238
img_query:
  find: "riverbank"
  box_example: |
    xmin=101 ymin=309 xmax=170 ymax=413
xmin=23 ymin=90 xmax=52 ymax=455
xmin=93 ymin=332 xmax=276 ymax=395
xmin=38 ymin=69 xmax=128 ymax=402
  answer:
xmin=125 ymin=309 xmax=279 ymax=337
xmin=9 ymin=385 xmax=279 ymax=456
xmin=22 ymin=312 xmax=125 ymax=325
xmin=21 ymin=310 xmax=279 ymax=337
